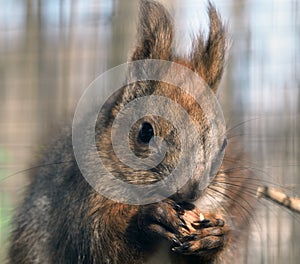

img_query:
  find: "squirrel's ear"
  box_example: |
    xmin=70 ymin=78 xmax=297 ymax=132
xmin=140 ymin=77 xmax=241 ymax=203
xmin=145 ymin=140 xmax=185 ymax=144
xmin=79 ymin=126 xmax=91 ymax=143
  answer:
xmin=191 ymin=3 xmax=228 ymax=93
xmin=131 ymin=0 xmax=173 ymax=61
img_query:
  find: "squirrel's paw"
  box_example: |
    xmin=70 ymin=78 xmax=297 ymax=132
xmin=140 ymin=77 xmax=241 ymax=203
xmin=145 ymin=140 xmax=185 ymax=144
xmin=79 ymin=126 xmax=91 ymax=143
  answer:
xmin=172 ymin=226 xmax=225 ymax=256
xmin=139 ymin=199 xmax=189 ymax=246
xmin=173 ymin=211 xmax=227 ymax=256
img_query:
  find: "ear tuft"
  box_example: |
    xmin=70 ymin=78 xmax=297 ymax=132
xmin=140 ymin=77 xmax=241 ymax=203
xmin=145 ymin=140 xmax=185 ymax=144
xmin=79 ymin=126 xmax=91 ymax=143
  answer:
xmin=131 ymin=0 xmax=174 ymax=61
xmin=191 ymin=2 xmax=229 ymax=93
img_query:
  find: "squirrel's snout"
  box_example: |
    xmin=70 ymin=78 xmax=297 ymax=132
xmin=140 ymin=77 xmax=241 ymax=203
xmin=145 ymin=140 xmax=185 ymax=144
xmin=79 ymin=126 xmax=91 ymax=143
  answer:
xmin=173 ymin=182 xmax=203 ymax=203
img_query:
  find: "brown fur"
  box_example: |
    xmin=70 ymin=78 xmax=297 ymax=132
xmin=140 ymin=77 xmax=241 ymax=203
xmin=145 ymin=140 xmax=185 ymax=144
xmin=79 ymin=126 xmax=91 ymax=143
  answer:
xmin=9 ymin=1 xmax=256 ymax=264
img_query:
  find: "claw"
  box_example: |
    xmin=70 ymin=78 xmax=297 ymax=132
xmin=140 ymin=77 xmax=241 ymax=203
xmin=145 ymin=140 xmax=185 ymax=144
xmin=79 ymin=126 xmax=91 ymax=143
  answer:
xmin=173 ymin=203 xmax=185 ymax=215
xmin=200 ymin=219 xmax=211 ymax=224
xmin=172 ymin=242 xmax=191 ymax=253
xmin=180 ymin=222 xmax=190 ymax=232
xmin=178 ymin=216 xmax=190 ymax=232
xmin=171 ymin=237 xmax=183 ymax=247
xmin=171 ymin=247 xmax=179 ymax=252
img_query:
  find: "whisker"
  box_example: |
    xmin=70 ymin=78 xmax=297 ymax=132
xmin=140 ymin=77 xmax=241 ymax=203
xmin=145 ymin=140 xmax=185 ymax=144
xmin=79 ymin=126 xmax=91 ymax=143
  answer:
xmin=0 ymin=160 xmax=75 ymax=183
xmin=207 ymin=185 xmax=257 ymax=227
xmin=225 ymin=117 xmax=262 ymax=135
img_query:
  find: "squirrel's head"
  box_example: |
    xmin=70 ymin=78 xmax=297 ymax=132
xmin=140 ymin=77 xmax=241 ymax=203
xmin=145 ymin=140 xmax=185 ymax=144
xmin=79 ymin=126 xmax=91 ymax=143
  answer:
xmin=95 ymin=0 xmax=228 ymax=204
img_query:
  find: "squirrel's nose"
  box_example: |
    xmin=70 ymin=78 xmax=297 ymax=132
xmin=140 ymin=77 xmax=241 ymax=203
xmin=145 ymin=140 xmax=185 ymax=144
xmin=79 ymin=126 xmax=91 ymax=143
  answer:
xmin=184 ymin=186 xmax=202 ymax=202
xmin=174 ymin=181 xmax=202 ymax=202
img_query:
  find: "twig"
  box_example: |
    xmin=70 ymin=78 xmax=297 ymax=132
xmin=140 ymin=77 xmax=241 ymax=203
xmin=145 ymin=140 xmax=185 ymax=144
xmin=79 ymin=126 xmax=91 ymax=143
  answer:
xmin=257 ymin=186 xmax=300 ymax=214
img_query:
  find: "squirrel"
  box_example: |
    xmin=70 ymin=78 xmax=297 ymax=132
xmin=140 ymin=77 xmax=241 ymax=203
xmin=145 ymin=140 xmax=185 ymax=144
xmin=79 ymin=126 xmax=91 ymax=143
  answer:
xmin=9 ymin=1 xmax=257 ymax=263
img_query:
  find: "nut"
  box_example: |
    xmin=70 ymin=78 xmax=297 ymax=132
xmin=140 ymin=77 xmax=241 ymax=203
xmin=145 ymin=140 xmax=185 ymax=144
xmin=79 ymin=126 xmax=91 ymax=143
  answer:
xmin=181 ymin=206 xmax=203 ymax=233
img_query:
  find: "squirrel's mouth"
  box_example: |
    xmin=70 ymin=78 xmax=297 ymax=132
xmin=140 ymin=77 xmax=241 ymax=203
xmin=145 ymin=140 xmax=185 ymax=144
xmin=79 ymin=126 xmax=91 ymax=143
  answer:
xmin=171 ymin=181 xmax=204 ymax=203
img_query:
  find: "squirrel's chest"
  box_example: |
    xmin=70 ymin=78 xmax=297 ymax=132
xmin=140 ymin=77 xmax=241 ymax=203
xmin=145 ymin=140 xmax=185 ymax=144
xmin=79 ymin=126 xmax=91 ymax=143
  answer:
xmin=144 ymin=241 xmax=173 ymax=264
xmin=145 ymin=241 xmax=190 ymax=264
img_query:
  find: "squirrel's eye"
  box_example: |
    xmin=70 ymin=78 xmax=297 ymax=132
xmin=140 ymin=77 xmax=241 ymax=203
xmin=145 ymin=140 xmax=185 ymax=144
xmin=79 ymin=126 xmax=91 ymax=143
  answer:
xmin=138 ymin=122 xmax=154 ymax=144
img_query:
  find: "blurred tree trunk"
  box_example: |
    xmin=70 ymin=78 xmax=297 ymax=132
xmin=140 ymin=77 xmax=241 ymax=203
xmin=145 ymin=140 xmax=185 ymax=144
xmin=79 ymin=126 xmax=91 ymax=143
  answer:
xmin=108 ymin=0 xmax=138 ymax=67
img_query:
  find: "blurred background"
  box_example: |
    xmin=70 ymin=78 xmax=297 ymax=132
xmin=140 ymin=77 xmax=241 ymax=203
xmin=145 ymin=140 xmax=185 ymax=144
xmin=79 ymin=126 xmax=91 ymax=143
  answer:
xmin=0 ymin=0 xmax=299 ymax=263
